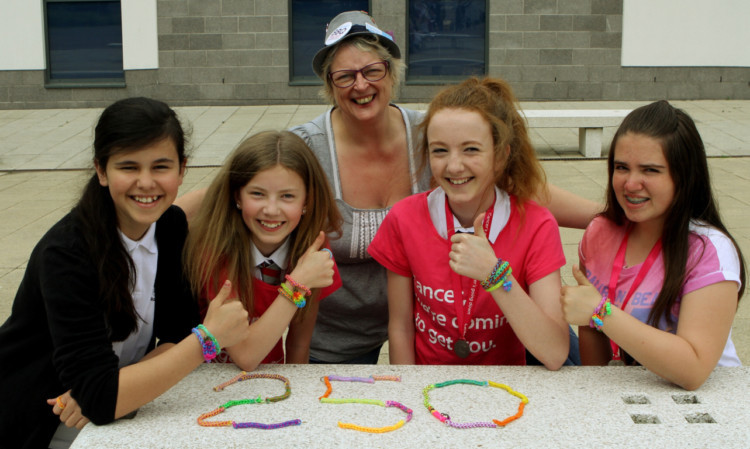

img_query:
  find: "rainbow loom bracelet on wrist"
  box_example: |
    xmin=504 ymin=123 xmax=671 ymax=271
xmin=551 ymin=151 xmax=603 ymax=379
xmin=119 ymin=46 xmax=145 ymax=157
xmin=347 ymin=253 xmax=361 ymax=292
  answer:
xmin=192 ymin=327 xmax=218 ymax=363
xmin=591 ymin=299 xmax=612 ymax=332
xmin=498 ymin=266 xmax=513 ymax=292
xmin=589 ymin=296 xmax=608 ymax=328
xmin=481 ymin=259 xmax=513 ymax=293
xmin=484 ymin=280 xmax=504 ymax=293
xmin=284 ymin=274 xmax=311 ymax=296
xmin=481 ymin=260 xmax=507 ymax=289
xmin=423 ymin=379 xmax=528 ymax=428
xmin=197 ymin=324 xmax=221 ymax=353
xmin=197 ymin=372 xmax=301 ymax=429
xmin=318 ymin=375 xmax=412 ymax=433
xmin=278 ymin=282 xmax=306 ymax=308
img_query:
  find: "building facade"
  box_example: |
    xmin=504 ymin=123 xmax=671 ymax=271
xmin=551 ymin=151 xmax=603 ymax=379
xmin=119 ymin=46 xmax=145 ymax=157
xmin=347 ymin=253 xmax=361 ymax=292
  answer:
xmin=0 ymin=0 xmax=748 ymax=109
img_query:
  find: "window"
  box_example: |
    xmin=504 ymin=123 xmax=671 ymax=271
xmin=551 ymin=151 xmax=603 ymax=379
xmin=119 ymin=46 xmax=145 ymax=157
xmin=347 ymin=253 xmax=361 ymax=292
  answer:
xmin=407 ymin=0 xmax=487 ymax=83
xmin=44 ymin=0 xmax=124 ymax=87
xmin=289 ymin=0 xmax=370 ymax=84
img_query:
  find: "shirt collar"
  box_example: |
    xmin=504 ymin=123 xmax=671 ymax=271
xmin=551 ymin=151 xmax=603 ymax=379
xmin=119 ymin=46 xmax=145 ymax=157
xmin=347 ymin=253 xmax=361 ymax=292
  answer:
xmin=119 ymin=222 xmax=158 ymax=255
xmin=251 ymin=238 xmax=291 ymax=270
xmin=427 ymin=185 xmax=510 ymax=243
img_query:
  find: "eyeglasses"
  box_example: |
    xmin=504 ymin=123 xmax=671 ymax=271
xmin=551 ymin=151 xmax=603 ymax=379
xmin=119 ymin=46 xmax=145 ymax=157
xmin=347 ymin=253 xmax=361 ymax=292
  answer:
xmin=329 ymin=61 xmax=389 ymax=88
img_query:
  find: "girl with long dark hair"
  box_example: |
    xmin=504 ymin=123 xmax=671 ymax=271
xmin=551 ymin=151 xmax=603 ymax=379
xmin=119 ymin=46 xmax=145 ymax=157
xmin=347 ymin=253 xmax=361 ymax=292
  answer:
xmin=561 ymin=100 xmax=745 ymax=390
xmin=0 ymin=97 xmax=250 ymax=448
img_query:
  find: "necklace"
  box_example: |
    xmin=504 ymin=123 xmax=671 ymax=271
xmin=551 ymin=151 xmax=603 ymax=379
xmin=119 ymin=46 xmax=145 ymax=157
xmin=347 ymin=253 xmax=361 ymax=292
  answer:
xmin=319 ymin=374 xmax=413 ymax=433
xmin=423 ymin=379 xmax=528 ymax=428
xmin=197 ymin=372 xmax=301 ymax=429
xmin=444 ymin=195 xmax=495 ymax=358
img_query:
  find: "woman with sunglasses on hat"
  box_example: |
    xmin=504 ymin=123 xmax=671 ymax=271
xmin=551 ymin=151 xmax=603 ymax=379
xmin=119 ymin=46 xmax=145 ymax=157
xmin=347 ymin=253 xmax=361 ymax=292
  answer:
xmin=288 ymin=11 xmax=600 ymax=365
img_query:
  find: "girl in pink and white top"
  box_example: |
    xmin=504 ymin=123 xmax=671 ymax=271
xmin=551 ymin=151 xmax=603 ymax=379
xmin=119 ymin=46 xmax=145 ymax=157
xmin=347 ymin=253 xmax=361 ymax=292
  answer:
xmin=560 ymin=100 xmax=746 ymax=390
xmin=369 ymin=77 xmax=570 ymax=369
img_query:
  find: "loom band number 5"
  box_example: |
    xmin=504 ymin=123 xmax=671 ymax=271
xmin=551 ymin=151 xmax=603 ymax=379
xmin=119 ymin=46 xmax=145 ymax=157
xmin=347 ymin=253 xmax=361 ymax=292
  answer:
xmin=196 ymin=372 xmax=301 ymax=430
xmin=423 ymin=379 xmax=529 ymax=429
xmin=319 ymin=375 xmax=412 ymax=433
xmin=319 ymin=398 xmax=414 ymax=433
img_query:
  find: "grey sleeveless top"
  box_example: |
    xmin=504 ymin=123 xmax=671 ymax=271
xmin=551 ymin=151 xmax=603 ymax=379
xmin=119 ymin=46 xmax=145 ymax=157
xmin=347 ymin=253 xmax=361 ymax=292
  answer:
xmin=290 ymin=105 xmax=429 ymax=362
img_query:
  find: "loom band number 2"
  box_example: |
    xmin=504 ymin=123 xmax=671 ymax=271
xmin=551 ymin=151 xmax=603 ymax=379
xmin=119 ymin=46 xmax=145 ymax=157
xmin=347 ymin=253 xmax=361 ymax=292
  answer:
xmin=423 ymin=379 xmax=529 ymax=429
xmin=319 ymin=375 xmax=413 ymax=433
xmin=197 ymin=372 xmax=302 ymax=430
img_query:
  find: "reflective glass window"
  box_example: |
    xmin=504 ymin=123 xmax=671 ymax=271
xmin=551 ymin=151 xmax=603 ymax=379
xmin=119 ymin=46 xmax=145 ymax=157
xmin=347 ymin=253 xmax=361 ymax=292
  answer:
xmin=408 ymin=0 xmax=487 ymax=82
xmin=45 ymin=0 xmax=124 ymax=85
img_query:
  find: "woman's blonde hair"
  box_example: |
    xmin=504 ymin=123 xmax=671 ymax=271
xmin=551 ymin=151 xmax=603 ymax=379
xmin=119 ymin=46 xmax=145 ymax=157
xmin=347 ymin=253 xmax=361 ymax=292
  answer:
xmin=184 ymin=130 xmax=342 ymax=316
xmin=318 ymin=35 xmax=405 ymax=105
xmin=418 ymin=77 xmax=547 ymax=209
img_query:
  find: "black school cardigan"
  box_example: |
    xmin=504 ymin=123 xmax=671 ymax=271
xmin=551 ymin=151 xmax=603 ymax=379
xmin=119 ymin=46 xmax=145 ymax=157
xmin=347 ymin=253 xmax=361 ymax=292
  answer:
xmin=0 ymin=205 xmax=199 ymax=449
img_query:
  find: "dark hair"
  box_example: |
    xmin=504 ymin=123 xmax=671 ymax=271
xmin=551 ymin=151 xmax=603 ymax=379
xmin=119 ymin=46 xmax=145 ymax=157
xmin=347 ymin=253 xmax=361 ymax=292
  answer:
xmin=75 ymin=97 xmax=187 ymax=340
xmin=603 ymin=100 xmax=745 ymax=327
xmin=184 ymin=130 xmax=342 ymax=317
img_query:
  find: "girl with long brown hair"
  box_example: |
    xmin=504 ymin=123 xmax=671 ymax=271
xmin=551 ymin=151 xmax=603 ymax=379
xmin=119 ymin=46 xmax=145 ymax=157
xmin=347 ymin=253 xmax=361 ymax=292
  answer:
xmin=561 ymin=100 xmax=746 ymax=390
xmin=184 ymin=130 xmax=342 ymax=371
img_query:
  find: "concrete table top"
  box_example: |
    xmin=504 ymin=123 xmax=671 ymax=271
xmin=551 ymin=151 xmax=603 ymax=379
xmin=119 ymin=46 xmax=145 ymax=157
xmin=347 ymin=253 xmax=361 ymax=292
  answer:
xmin=70 ymin=364 xmax=750 ymax=449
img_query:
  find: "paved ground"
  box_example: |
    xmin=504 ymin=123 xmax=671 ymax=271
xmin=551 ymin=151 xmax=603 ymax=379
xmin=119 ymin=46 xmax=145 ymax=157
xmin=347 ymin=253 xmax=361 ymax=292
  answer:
xmin=1 ymin=100 xmax=748 ymax=364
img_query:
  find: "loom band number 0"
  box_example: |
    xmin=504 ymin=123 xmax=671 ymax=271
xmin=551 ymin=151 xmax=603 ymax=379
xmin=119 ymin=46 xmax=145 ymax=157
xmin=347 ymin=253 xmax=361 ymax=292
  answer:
xmin=423 ymin=379 xmax=529 ymax=429
xmin=197 ymin=372 xmax=302 ymax=429
xmin=319 ymin=375 xmax=413 ymax=433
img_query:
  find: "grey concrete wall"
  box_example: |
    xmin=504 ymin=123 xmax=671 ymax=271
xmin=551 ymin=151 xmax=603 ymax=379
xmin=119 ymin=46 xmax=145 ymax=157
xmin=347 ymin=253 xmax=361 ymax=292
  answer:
xmin=0 ymin=0 xmax=748 ymax=109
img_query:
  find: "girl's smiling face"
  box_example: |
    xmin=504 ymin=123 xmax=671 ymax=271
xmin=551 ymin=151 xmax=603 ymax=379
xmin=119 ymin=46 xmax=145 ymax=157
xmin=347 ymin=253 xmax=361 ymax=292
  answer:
xmin=96 ymin=138 xmax=185 ymax=240
xmin=427 ymin=108 xmax=502 ymax=226
xmin=235 ymin=164 xmax=307 ymax=257
xmin=612 ymin=132 xmax=675 ymax=234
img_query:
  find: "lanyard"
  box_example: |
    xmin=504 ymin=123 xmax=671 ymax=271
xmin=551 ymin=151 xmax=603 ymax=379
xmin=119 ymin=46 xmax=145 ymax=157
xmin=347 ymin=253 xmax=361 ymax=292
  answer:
xmin=607 ymin=226 xmax=662 ymax=361
xmin=444 ymin=195 xmax=494 ymax=358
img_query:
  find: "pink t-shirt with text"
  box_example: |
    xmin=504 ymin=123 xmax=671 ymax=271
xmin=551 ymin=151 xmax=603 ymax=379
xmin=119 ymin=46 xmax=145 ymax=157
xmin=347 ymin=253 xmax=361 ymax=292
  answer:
xmin=369 ymin=188 xmax=565 ymax=365
xmin=580 ymin=216 xmax=741 ymax=366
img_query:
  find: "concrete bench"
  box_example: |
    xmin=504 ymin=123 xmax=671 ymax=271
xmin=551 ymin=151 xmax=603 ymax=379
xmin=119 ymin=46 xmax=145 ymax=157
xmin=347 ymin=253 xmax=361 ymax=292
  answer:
xmin=521 ymin=109 xmax=632 ymax=158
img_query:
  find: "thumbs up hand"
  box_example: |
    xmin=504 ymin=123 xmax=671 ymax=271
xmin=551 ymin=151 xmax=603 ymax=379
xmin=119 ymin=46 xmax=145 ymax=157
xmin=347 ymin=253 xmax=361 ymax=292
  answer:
xmin=202 ymin=280 xmax=251 ymax=349
xmin=448 ymin=213 xmax=498 ymax=281
xmin=560 ymin=264 xmax=604 ymax=326
xmin=289 ymin=231 xmax=336 ymax=290
xmin=571 ymin=264 xmax=593 ymax=287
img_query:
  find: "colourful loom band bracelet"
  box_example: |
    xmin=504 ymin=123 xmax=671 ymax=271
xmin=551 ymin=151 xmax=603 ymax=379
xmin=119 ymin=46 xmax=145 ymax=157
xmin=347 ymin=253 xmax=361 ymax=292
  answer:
xmin=284 ymin=274 xmax=311 ymax=296
xmin=278 ymin=282 xmax=307 ymax=308
xmin=481 ymin=260 xmax=503 ymax=289
xmin=423 ymin=379 xmax=529 ymax=428
xmin=481 ymin=259 xmax=514 ymax=293
xmin=196 ymin=324 xmax=221 ymax=353
xmin=591 ymin=299 xmax=612 ymax=332
xmin=589 ymin=295 xmax=609 ymax=328
xmin=197 ymin=372 xmax=299 ymax=429
xmin=191 ymin=327 xmax=218 ymax=363
xmin=318 ymin=374 xmax=410 ymax=433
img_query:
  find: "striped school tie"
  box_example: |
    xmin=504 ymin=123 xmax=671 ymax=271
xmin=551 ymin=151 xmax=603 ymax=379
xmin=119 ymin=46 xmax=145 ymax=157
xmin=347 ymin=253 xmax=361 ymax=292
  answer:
xmin=258 ymin=260 xmax=282 ymax=285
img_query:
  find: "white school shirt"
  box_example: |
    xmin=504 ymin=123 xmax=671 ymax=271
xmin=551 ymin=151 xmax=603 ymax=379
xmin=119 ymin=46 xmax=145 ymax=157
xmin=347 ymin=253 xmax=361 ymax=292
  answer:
xmin=251 ymin=238 xmax=290 ymax=281
xmin=112 ymin=223 xmax=158 ymax=368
